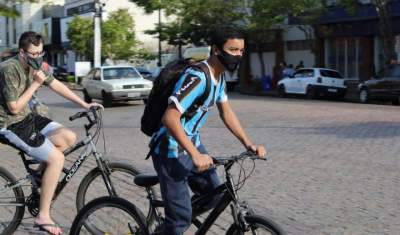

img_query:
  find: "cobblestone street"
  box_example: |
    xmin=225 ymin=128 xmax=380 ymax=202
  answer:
xmin=1 ymin=88 xmax=399 ymax=235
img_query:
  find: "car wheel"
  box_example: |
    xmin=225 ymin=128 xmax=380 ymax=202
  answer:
xmin=359 ymin=89 xmax=369 ymax=103
xmin=278 ymin=85 xmax=286 ymax=98
xmin=102 ymin=90 xmax=113 ymax=107
xmin=83 ymin=89 xmax=92 ymax=103
xmin=306 ymin=86 xmax=316 ymax=99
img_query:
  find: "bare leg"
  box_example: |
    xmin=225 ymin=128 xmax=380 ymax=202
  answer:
xmin=34 ymin=148 xmax=64 ymax=235
xmin=35 ymin=127 xmax=76 ymax=174
xmin=34 ymin=127 xmax=76 ymax=234
xmin=47 ymin=127 xmax=77 ymax=152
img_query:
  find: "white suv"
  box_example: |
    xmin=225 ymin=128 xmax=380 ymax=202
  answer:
xmin=277 ymin=68 xmax=347 ymax=99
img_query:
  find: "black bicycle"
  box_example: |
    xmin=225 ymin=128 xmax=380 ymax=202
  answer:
xmin=70 ymin=151 xmax=285 ymax=235
xmin=0 ymin=107 xmax=155 ymax=235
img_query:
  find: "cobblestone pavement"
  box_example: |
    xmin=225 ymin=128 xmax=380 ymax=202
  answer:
xmin=1 ymin=88 xmax=399 ymax=235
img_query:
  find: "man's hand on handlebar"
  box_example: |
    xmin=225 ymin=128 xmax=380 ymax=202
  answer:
xmin=246 ymin=144 xmax=266 ymax=159
xmin=85 ymin=102 xmax=104 ymax=111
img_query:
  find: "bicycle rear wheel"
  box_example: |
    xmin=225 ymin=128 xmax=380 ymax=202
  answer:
xmin=0 ymin=166 xmax=25 ymax=235
xmin=70 ymin=196 xmax=148 ymax=235
xmin=76 ymin=162 xmax=156 ymax=224
xmin=226 ymin=214 xmax=285 ymax=235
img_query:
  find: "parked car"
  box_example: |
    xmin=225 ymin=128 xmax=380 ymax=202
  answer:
xmin=358 ymin=64 xmax=400 ymax=105
xmin=81 ymin=66 xmax=153 ymax=107
xmin=52 ymin=66 xmax=69 ymax=81
xmin=277 ymin=68 xmax=347 ymax=99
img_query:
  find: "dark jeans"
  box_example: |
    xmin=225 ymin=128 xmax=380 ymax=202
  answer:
xmin=152 ymin=145 xmax=222 ymax=235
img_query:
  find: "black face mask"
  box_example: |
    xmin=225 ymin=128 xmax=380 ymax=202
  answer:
xmin=24 ymin=52 xmax=44 ymax=70
xmin=217 ymin=49 xmax=242 ymax=72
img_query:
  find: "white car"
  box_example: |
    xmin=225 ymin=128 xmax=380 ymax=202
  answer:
xmin=81 ymin=66 xmax=153 ymax=107
xmin=277 ymin=68 xmax=347 ymax=99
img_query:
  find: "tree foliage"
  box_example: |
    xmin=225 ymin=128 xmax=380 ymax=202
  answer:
xmin=66 ymin=16 xmax=93 ymax=59
xmin=0 ymin=0 xmax=41 ymax=17
xmin=101 ymin=9 xmax=138 ymax=60
xmin=67 ymin=9 xmax=144 ymax=61
xmin=131 ymin=0 xmax=246 ymax=46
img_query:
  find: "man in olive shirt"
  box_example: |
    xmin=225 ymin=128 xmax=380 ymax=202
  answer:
xmin=0 ymin=31 xmax=102 ymax=235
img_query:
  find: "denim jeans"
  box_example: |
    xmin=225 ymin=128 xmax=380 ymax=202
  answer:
xmin=152 ymin=145 xmax=222 ymax=235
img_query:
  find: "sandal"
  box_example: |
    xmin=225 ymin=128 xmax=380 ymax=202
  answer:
xmin=34 ymin=223 xmax=62 ymax=235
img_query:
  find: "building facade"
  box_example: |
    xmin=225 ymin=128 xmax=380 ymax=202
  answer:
xmin=316 ymin=0 xmax=400 ymax=80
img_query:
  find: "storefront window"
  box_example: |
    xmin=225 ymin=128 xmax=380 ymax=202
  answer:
xmin=326 ymin=37 xmax=362 ymax=79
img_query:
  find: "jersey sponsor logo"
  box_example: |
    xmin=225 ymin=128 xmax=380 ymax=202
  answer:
xmin=176 ymin=75 xmax=200 ymax=100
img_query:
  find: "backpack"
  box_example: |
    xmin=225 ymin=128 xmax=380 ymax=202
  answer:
xmin=140 ymin=59 xmax=212 ymax=137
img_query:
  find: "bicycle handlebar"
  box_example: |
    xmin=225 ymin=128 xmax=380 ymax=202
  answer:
xmin=69 ymin=106 xmax=101 ymax=122
xmin=213 ymin=151 xmax=267 ymax=166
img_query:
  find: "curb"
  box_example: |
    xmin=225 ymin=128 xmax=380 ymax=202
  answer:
xmin=238 ymin=88 xmax=360 ymax=103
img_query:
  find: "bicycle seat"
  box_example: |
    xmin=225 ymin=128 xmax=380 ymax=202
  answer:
xmin=134 ymin=174 xmax=159 ymax=187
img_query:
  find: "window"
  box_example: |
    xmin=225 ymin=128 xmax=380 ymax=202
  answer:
xmin=320 ymin=69 xmax=343 ymax=78
xmin=103 ymin=68 xmax=141 ymax=80
xmin=67 ymin=3 xmax=94 ymax=16
xmin=378 ymin=65 xmax=400 ymax=78
xmin=294 ymin=69 xmax=314 ymax=78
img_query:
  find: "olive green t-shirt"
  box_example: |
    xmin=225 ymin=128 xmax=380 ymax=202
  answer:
xmin=0 ymin=56 xmax=54 ymax=128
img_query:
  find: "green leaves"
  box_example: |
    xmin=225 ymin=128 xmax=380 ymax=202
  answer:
xmin=101 ymin=9 xmax=138 ymax=60
xmin=67 ymin=16 xmax=94 ymax=59
xmin=131 ymin=0 xmax=246 ymax=46
xmin=67 ymin=9 xmax=143 ymax=61
xmin=0 ymin=0 xmax=40 ymax=18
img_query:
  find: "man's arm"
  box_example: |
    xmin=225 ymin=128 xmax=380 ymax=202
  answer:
xmin=217 ymin=101 xmax=266 ymax=157
xmin=48 ymin=79 xmax=93 ymax=109
xmin=162 ymin=105 xmax=213 ymax=172
xmin=6 ymin=70 xmax=47 ymax=114
xmin=7 ymin=81 xmax=41 ymax=114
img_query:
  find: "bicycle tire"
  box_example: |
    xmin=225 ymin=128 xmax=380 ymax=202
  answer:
xmin=76 ymin=162 xmax=156 ymax=225
xmin=0 ymin=166 xmax=25 ymax=235
xmin=70 ymin=196 xmax=148 ymax=235
xmin=226 ymin=214 xmax=285 ymax=235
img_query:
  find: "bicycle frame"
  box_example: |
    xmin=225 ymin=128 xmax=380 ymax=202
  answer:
xmin=6 ymin=120 xmax=117 ymax=201
xmin=148 ymin=162 xmax=242 ymax=235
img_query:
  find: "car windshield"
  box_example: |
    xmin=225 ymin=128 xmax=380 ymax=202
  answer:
xmin=377 ymin=65 xmax=400 ymax=78
xmin=320 ymin=69 xmax=343 ymax=79
xmin=103 ymin=67 xmax=141 ymax=80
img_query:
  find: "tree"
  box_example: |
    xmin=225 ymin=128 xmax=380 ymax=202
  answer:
xmin=131 ymin=0 xmax=246 ymax=50
xmin=0 ymin=0 xmax=39 ymax=17
xmin=67 ymin=9 xmax=142 ymax=62
xmin=66 ymin=16 xmax=93 ymax=60
xmin=372 ymin=0 xmax=396 ymax=64
xmin=101 ymin=9 xmax=139 ymax=61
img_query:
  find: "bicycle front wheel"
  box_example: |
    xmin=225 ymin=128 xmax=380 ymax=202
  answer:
xmin=226 ymin=214 xmax=285 ymax=235
xmin=76 ymin=162 xmax=156 ymax=224
xmin=70 ymin=196 xmax=148 ymax=235
xmin=0 ymin=166 xmax=25 ymax=235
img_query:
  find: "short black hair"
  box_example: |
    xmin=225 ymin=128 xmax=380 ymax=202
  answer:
xmin=19 ymin=31 xmax=43 ymax=51
xmin=209 ymin=26 xmax=245 ymax=50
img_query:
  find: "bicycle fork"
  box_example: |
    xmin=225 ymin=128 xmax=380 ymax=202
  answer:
xmin=91 ymin=142 xmax=117 ymax=197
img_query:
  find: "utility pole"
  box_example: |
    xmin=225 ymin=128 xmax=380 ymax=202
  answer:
xmin=94 ymin=0 xmax=102 ymax=67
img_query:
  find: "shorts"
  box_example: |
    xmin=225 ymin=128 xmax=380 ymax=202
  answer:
xmin=0 ymin=113 xmax=63 ymax=162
